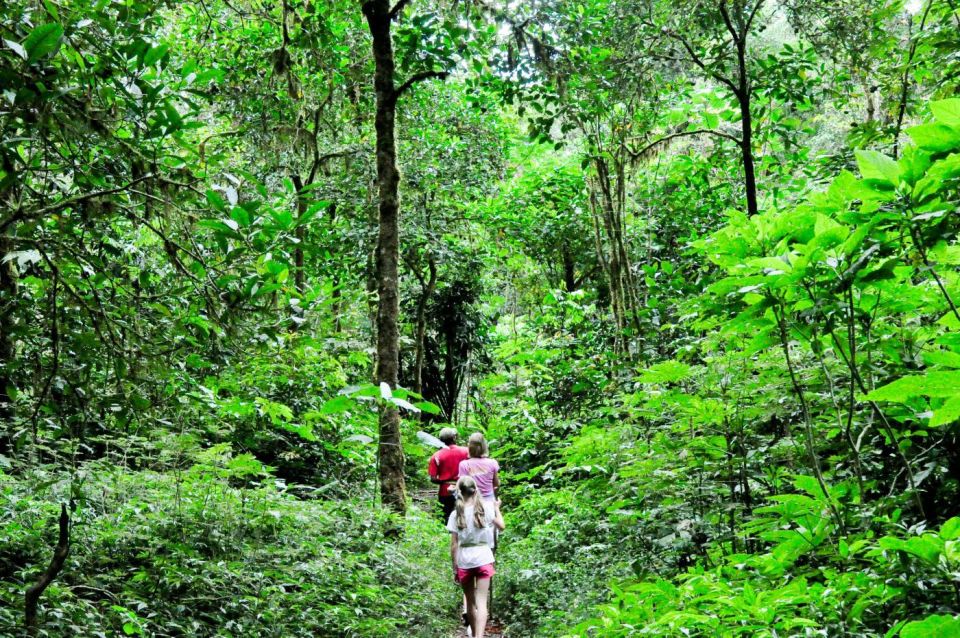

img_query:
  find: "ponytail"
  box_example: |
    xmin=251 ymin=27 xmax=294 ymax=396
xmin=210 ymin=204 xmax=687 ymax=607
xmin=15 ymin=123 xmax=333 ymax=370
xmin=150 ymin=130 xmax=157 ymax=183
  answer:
xmin=454 ymin=476 xmax=488 ymax=530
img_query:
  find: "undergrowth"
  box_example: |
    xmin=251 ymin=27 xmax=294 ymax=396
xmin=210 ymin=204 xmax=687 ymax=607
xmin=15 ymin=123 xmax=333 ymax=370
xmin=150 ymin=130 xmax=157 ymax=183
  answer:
xmin=0 ymin=450 xmax=458 ymax=637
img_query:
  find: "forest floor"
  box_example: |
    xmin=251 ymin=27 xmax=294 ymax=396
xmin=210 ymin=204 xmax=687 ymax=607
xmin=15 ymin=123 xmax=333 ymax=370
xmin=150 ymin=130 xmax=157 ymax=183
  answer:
xmin=453 ymin=618 xmax=506 ymax=638
xmin=411 ymin=488 xmax=507 ymax=638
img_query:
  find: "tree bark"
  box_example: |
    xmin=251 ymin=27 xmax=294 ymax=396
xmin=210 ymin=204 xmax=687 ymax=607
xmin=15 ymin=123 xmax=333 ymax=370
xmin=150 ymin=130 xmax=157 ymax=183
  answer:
xmin=739 ymin=94 xmax=758 ymax=218
xmin=592 ymin=156 xmax=641 ymax=343
xmin=0 ymin=236 xmax=16 ymax=423
xmin=363 ymin=0 xmax=448 ymax=513
xmin=733 ymin=24 xmax=758 ymax=218
xmin=329 ymin=203 xmax=342 ymax=333
xmin=291 ymin=175 xmax=307 ymax=296
xmin=413 ymin=254 xmax=436 ymax=395
xmin=364 ymin=0 xmax=405 ymax=514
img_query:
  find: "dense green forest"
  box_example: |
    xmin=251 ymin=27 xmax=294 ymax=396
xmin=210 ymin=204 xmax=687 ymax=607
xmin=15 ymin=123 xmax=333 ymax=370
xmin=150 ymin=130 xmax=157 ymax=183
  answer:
xmin=3 ymin=0 xmax=960 ymax=635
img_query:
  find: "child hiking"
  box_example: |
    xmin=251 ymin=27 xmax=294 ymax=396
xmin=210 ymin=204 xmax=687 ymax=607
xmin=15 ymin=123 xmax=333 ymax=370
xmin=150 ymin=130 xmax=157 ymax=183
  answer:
xmin=448 ymin=476 xmax=504 ymax=638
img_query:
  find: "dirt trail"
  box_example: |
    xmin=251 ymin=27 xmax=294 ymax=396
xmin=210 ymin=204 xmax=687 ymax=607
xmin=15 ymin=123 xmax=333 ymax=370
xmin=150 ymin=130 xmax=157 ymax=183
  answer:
xmin=453 ymin=618 xmax=505 ymax=638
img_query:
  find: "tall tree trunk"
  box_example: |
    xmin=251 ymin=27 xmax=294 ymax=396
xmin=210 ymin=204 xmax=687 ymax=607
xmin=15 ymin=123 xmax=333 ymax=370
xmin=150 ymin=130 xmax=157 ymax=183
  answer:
xmin=593 ymin=157 xmax=641 ymax=343
xmin=739 ymin=96 xmax=758 ymax=218
xmin=291 ymin=175 xmax=307 ymax=296
xmin=364 ymin=0 xmax=406 ymax=514
xmin=0 ymin=237 xmax=16 ymax=424
xmin=413 ymin=254 xmax=436 ymax=395
xmin=363 ymin=0 xmax=448 ymax=512
xmin=735 ymin=35 xmax=758 ymax=218
xmin=329 ymin=203 xmax=342 ymax=333
xmin=588 ymin=187 xmax=624 ymax=351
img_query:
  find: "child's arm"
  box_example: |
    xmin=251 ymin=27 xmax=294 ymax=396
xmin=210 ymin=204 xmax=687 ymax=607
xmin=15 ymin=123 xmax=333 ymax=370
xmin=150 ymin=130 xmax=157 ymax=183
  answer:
xmin=449 ymin=532 xmax=460 ymax=580
xmin=492 ymin=500 xmax=505 ymax=531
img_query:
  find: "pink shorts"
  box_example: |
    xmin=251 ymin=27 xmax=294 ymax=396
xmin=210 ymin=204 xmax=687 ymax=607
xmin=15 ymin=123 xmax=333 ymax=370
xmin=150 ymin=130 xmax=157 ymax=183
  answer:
xmin=457 ymin=564 xmax=495 ymax=582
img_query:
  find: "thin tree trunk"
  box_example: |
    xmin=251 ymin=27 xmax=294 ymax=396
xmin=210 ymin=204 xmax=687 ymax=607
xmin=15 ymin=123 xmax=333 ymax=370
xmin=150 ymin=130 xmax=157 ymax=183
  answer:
xmin=25 ymin=504 xmax=70 ymax=634
xmin=413 ymin=254 xmax=436 ymax=395
xmin=892 ymin=2 xmax=933 ymax=159
xmin=291 ymin=175 xmax=307 ymax=295
xmin=329 ymin=203 xmax=342 ymax=333
xmin=739 ymin=100 xmax=758 ymax=218
xmin=562 ymin=246 xmax=576 ymax=292
xmin=735 ymin=39 xmax=758 ymax=217
xmin=588 ymin=190 xmax=624 ymax=351
xmin=594 ymin=158 xmax=641 ymax=341
xmin=773 ymin=304 xmax=845 ymax=532
xmin=0 ymin=236 xmax=16 ymax=423
xmin=364 ymin=0 xmax=406 ymax=514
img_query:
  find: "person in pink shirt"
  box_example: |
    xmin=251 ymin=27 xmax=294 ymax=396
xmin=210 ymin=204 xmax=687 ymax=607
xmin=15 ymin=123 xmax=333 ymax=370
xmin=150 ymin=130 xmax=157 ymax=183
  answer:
xmin=458 ymin=432 xmax=500 ymax=504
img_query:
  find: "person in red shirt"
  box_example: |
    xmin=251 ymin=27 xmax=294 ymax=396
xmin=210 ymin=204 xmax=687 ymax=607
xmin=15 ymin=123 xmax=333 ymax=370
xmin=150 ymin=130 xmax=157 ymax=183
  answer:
xmin=428 ymin=428 xmax=469 ymax=521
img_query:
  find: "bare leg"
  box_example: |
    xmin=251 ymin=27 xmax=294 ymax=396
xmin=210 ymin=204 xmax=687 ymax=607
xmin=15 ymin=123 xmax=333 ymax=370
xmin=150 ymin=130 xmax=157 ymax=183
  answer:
xmin=473 ymin=577 xmax=491 ymax=638
xmin=462 ymin=576 xmax=477 ymax=635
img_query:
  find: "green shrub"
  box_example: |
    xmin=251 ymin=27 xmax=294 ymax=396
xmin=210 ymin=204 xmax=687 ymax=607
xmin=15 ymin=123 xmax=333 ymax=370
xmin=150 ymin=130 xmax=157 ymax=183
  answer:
xmin=0 ymin=456 xmax=459 ymax=637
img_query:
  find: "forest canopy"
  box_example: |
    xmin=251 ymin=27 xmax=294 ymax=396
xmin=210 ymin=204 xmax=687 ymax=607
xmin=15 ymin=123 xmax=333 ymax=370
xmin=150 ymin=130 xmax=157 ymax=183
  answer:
xmin=2 ymin=0 xmax=960 ymax=636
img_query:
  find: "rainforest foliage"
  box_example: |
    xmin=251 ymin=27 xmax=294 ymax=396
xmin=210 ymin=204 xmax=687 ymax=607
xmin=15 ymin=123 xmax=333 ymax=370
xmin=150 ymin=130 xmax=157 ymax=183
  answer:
xmin=2 ymin=0 xmax=960 ymax=636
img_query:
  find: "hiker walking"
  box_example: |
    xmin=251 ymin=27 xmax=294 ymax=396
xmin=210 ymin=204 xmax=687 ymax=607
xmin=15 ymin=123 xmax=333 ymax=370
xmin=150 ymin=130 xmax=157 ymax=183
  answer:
xmin=448 ymin=476 xmax=504 ymax=638
xmin=428 ymin=428 xmax=469 ymax=522
xmin=458 ymin=432 xmax=500 ymax=514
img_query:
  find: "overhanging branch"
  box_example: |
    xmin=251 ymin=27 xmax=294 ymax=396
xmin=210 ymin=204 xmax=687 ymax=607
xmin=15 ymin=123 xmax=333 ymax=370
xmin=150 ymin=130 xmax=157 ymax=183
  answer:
xmin=666 ymin=30 xmax=740 ymax=96
xmin=393 ymin=71 xmax=449 ymax=102
xmin=626 ymin=129 xmax=741 ymax=159
xmin=0 ymin=174 xmax=156 ymax=234
xmin=389 ymin=0 xmax=412 ymax=19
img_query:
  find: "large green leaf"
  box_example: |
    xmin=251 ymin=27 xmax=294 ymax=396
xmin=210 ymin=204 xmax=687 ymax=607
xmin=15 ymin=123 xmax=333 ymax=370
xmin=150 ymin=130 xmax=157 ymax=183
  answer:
xmin=878 ymin=535 xmax=943 ymax=564
xmin=931 ymin=396 xmax=960 ymax=427
xmin=931 ymin=98 xmax=960 ymax=128
xmin=941 ymin=517 xmax=960 ymax=541
xmin=900 ymin=614 xmax=960 ymax=638
xmin=866 ymin=371 xmax=960 ymax=402
xmin=907 ymin=123 xmax=960 ymax=153
xmin=855 ymin=150 xmax=901 ymax=185
xmin=636 ymin=360 xmax=692 ymax=385
xmin=24 ymin=23 xmax=63 ymax=64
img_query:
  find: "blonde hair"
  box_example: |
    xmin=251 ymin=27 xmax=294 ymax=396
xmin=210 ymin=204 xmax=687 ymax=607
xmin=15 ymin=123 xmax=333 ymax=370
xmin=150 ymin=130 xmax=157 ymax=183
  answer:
xmin=467 ymin=432 xmax=488 ymax=459
xmin=454 ymin=476 xmax=487 ymax=530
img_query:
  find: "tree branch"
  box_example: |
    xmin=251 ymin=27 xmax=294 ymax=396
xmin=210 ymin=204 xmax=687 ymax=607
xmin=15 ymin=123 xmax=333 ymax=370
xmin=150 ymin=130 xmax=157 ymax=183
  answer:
xmin=745 ymin=0 xmax=765 ymax=33
xmin=24 ymin=504 xmax=70 ymax=634
xmin=29 ymin=266 xmax=58 ymax=442
xmin=389 ymin=0 xmax=412 ymax=19
xmin=667 ymin=30 xmax=740 ymax=95
xmin=393 ymin=71 xmax=449 ymax=102
xmin=0 ymin=174 xmax=156 ymax=235
xmin=718 ymin=1 xmax=741 ymax=44
xmin=626 ymin=128 xmax=741 ymax=159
